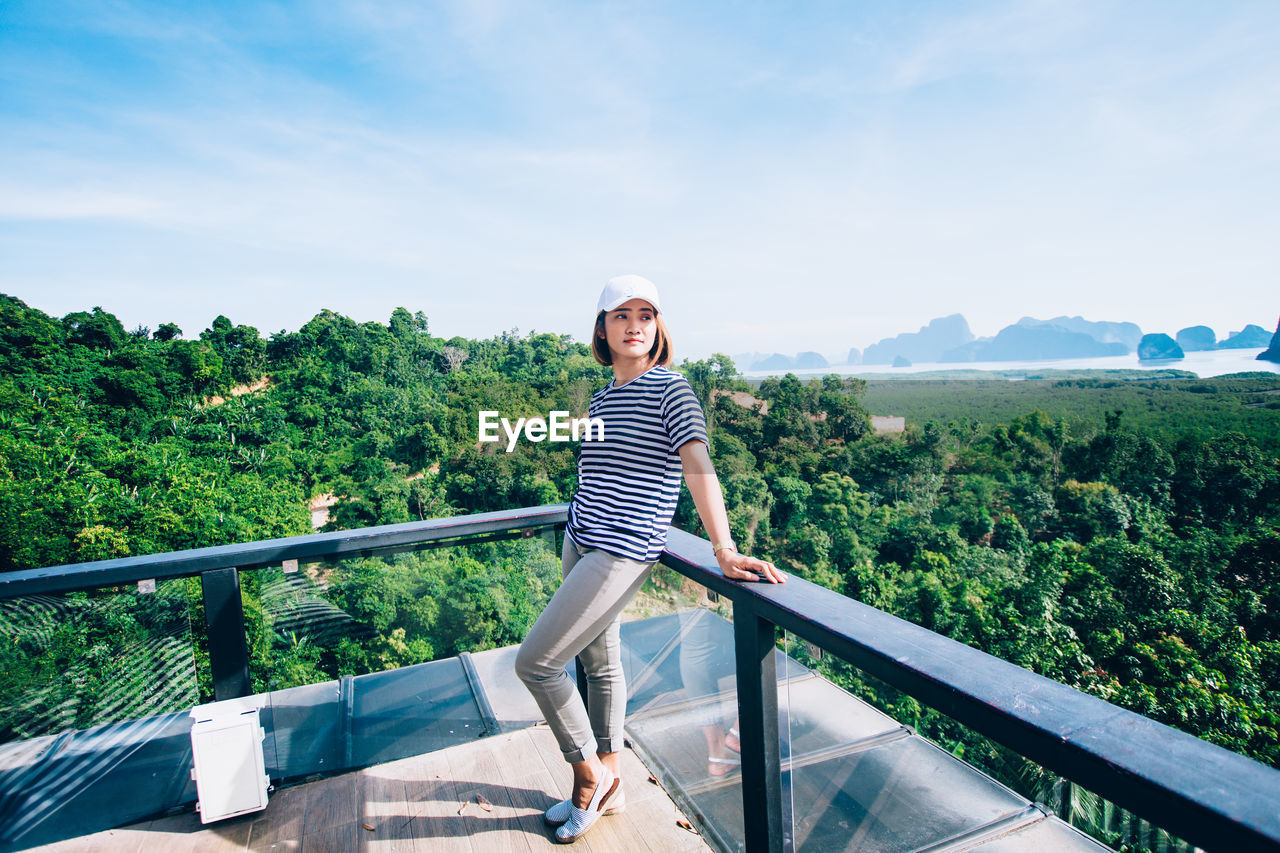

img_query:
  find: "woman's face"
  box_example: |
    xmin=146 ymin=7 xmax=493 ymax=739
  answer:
xmin=600 ymin=298 xmax=658 ymax=363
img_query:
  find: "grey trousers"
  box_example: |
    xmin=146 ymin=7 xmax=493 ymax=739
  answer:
xmin=514 ymin=535 xmax=654 ymax=763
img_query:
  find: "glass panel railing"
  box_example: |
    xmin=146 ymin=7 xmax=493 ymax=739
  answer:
xmin=621 ymin=570 xmax=746 ymax=851
xmin=781 ymin=627 xmax=1040 ymax=852
xmin=0 ymin=526 xmax=567 ymax=850
xmin=0 ymin=579 xmax=199 ymax=850
xmin=241 ymin=535 xmax=562 ymax=694
xmin=243 ymin=656 xmax=496 ymax=785
xmin=0 ymin=579 xmax=198 ymax=737
xmin=780 ymin=632 xmax=1201 ymax=852
xmin=234 ymin=534 xmax=562 ymax=782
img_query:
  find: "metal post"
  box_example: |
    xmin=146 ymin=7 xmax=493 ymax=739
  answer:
xmin=734 ymin=602 xmax=785 ymax=853
xmin=201 ymin=567 xmax=251 ymax=700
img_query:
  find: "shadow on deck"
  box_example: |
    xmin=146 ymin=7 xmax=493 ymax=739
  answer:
xmin=29 ymin=725 xmax=708 ymax=853
xmin=13 ymin=610 xmax=1109 ymax=852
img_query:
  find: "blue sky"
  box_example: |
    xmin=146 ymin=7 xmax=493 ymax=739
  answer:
xmin=2 ymin=0 xmax=1278 ymax=361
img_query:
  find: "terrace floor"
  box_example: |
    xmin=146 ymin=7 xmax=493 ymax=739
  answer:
xmin=27 ymin=725 xmax=711 ymax=853
xmin=11 ymin=611 xmax=1120 ymax=853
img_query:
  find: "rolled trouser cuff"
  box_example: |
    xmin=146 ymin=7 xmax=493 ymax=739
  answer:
xmin=595 ymin=735 xmax=623 ymax=754
xmin=562 ymin=737 xmax=599 ymax=765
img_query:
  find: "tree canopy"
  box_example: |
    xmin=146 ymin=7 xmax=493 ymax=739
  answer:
xmin=2 ymin=292 xmax=1277 ymax=786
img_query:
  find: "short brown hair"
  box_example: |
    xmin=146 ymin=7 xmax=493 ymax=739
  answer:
xmin=591 ymin=312 xmax=673 ymax=367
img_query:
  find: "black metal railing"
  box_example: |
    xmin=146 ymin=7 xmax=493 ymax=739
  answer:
xmin=660 ymin=527 xmax=1280 ymax=853
xmin=3 ymin=505 xmax=1280 ymax=852
xmin=0 ymin=505 xmax=568 ymax=702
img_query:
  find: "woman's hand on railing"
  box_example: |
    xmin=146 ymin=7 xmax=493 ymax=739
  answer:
xmin=678 ymin=441 xmax=785 ymax=584
xmin=716 ymin=549 xmax=785 ymax=584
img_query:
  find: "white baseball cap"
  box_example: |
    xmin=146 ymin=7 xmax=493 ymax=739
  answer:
xmin=597 ymin=274 xmax=661 ymax=315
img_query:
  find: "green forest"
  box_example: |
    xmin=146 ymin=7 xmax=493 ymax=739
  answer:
xmin=2 ymin=292 xmax=1278 ymax=798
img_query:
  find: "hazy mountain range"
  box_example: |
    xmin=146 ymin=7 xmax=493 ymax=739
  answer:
xmin=736 ymin=315 xmax=1278 ymax=371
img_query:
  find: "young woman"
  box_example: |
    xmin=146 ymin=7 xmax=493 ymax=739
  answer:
xmin=515 ymin=274 xmax=784 ymax=843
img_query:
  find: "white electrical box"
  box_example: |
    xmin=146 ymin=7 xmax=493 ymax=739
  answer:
xmin=189 ymin=698 xmax=270 ymax=823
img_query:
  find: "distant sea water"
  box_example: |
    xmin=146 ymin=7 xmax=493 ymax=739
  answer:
xmin=743 ymin=348 xmax=1280 ymax=380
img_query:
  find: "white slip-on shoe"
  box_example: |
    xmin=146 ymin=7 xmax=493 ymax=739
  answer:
xmin=543 ymin=784 xmax=625 ymax=826
xmin=553 ymin=766 xmax=619 ymax=843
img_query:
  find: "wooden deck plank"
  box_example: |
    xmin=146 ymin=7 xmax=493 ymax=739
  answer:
xmin=140 ymin=811 xmax=251 ymax=853
xmin=635 ymin=793 xmax=713 ymax=853
xmin=397 ymin=747 xmax=473 ymax=853
xmin=448 ymin=734 xmax=537 ymax=853
xmin=299 ymin=820 xmax=360 ymax=853
xmin=481 ymin=730 xmax=566 ymax=850
xmin=526 ymin=723 xmax=569 ymax=779
xmin=300 ymin=771 xmax=359 ymax=837
xmin=190 ymin=818 xmax=257 ymax=853
xmin=246 ymin=777 xmax=307 ymax=850
xmin=493 ymin=728 xmax=557 ymax=787
xmin=22 ymin=726 xmax=711 ymax=853
xmin=352 ymin=764 xmax=420 ymax=852
xmin=26 ymin=830 xmax=114 ymax=852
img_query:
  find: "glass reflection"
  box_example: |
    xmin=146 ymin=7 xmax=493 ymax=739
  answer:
xmin=0 ymin=580 xmax=198 ymax=849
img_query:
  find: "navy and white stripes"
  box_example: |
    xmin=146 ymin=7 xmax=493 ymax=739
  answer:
xmin=566 ymin=365 xmax=709 ymax=561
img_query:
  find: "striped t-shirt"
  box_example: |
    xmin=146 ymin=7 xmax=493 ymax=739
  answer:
xmin=567 ymin=365 xmax=709 ymax=561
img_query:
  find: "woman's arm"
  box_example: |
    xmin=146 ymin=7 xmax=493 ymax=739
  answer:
xmin=679 ymin=441 xmax=785 ymax=584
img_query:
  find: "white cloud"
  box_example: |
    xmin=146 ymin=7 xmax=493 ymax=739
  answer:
xmin=0 ymin=185 xmax=163 ymax=221
xmin=2 ymin=0 xmax=1278 ymax=358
